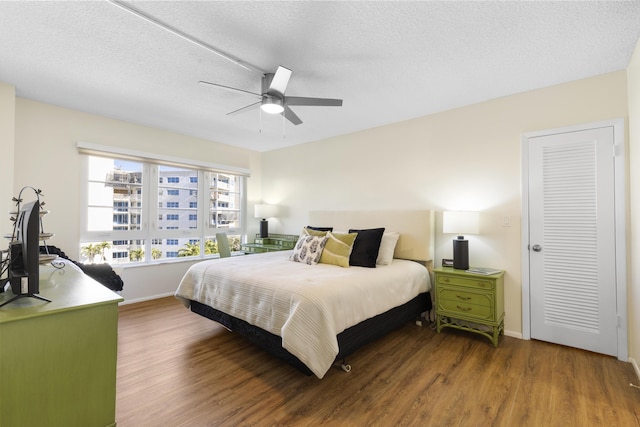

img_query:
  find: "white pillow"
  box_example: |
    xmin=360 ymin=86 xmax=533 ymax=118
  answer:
xmin=376 ymin=232 xmax=400 ymax=265
xmin=289 ymin=235 xmax=327 ymax=265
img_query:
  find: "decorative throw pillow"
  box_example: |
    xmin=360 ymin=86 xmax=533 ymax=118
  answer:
xmin=302 ymin=227 xmax=329 ymax=237
xmin=348 ymin=228 xmax=385 ymax=268
xmin=289 ymin=235 xmax=327 ymax=265
xmin=306 ymin=225 xmax=333 ymax=232
xmin=319 ymin=232 xmax=357 ymax=268
xmin=376 ymin=231 xmax=400 ymax=266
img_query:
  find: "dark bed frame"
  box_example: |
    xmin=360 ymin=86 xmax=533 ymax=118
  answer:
xmin=190 ymin=291 xmax=432 ymax=376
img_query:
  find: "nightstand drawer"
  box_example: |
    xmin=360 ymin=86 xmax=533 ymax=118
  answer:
xmin=437 ymin=299 xmax=493 ymax=321
xmin=437 ymin=288 xmax=493 ymax=307
xmin=434 ymin=267 xmax=505 ymax=347
xmin=436 ymin=275 xmax=495 ymax=291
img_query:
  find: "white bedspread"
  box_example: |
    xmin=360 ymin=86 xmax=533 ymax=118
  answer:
xmin=175 ymin=251 xmax=430 ymax=378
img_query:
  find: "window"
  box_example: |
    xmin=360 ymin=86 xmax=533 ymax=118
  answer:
xmin=113 ymin=214 xmax=129 ymax=225
xmin=209 ymin=173 xmax=241 ymax=229
xmin=80 ymin=153 xmax=247 ymax=265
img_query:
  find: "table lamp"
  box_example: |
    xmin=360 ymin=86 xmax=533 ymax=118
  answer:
xmin=443 ymin=211 xmax=479 ymax=270
xmin=255 ymin=204 xmax=277 ymax=238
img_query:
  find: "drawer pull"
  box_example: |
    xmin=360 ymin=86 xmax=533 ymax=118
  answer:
xmin=456 ymin=295 xmax=471 ymax=301
xmin=456 ymin=305 xmax=472 ymax=312
xmin=442 ymin=277 xmax=450 ymax=282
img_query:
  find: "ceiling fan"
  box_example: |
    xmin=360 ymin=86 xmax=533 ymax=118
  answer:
xmin=199 ymin=66 xmax=343 ymax=125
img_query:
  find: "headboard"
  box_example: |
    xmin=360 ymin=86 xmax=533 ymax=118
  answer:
xmin=308 ymin=210 xmax=435 ymax=263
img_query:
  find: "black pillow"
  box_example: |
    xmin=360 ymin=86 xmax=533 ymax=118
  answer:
xmin=348 ymin=227 xmax=385 ymax=268
xmin=306 ymin=225 xmax=333 ymax=232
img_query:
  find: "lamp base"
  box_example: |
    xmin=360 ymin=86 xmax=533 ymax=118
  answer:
xmin=259 ymin=219 xmax=269 ymax=238
xmin=452 ymin=238 xmax=469 ymax=270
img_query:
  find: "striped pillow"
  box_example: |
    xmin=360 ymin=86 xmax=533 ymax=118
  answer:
xmin=319 ymin=232 xmax=358 ymax=268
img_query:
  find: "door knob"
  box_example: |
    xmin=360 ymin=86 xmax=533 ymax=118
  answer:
xmin=532 ymin=244 xmax=542 ymax=252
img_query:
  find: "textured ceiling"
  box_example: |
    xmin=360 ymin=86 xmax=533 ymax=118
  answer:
xmin=1 ymin=1 xmax=639 ymax=152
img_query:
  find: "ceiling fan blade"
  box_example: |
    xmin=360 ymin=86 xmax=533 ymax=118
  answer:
xmin=199 ymin=81 xmax=262 ymax=98
xmin=266 ymin=66 xmax=292 ymax=97
xmin=283 ymin=105 xmax=303 ymax=125
xmin=284 ymin=96 xmax=343 ymax=107
xmin=226 ymin=100 xmax=262 ymax=116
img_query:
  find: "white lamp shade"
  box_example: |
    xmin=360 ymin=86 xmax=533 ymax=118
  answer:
xmin=443 ymin=211 xmax=480 ymax=235
xmin=255 ymin=204 xmax=277 ymax=219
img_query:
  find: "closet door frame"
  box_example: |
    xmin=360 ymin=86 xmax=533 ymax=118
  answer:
xmin=521 ymin=118 xmax=627 ymax=361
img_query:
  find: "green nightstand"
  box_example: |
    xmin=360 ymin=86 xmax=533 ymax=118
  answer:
xmin=434 ymin=267 xmax=505 ymax=347
xmin=241 ymin=233 xmax=298 ymax=254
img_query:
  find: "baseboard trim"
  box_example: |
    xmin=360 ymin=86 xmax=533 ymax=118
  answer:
xmin=630 ymin=357 xmax=640 ymax=382
xmin=504 ymin=329 xmax=523 ymax=339
xmin=119 ymin=292 xmax=175 ymax=305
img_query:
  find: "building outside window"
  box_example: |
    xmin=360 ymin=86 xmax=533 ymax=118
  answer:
xmin=80 ymin=155 xmax=246 ymax=264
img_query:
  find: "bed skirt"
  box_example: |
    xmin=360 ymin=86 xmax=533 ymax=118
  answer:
xmin=190 ymin=291 xmax=432 ymax=376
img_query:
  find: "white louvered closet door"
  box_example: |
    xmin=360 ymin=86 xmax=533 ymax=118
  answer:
xmin=528 ymin=126 xmax=617 ymax=356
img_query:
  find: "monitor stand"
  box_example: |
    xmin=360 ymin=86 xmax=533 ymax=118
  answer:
xmin=0 ymin=293 xmax=52 ymax=308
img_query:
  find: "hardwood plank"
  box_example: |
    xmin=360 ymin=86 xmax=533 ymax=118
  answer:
xmin=116 ymin=297 xmax=640 ymax=426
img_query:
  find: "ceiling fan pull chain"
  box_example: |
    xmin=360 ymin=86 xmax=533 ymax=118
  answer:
xmin=282 ymin=112 xmax=286 ymax=139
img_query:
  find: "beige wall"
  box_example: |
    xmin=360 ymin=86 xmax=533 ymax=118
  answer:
xmin=262 ymin=71 xmax=629 ymax=338
xmin=627 ymin=39 xmax=640 ymax=375
xmin=10 ymin=96 xmax=263 ymax=302
xmin=0 ymin=83 xmax=15 ymax=236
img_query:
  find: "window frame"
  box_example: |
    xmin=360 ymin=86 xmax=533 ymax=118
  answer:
xmin=78 ymin=144 xmax=249 ymax=266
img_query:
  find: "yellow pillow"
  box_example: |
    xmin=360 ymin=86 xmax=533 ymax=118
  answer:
xmin=302 ymin=227 xmax=328 ymax=237
xmin=319 ymin=232 xmax=357 ymax=268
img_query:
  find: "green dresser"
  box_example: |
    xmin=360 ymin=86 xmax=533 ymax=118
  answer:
xmin=0 ymin=262 xmax=123 ymax=427
xmin=241 ymin=233 xmax=298 ymax=254
xmin=434 ymin=267 xmax=505 ymax=347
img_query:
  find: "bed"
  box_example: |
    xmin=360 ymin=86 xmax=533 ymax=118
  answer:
xmin=175 ymin=210 xmax=435 ymax=378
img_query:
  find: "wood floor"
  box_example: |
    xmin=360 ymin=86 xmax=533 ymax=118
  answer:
xmin=116 ymin=297 xmax=640 ymax=426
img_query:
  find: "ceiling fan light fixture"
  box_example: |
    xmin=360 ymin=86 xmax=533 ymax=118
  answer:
xmin=261 ymin=97 xmax=284 ymax=114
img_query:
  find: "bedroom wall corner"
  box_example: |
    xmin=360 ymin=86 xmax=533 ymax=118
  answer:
xmin=246 ymin=150 xmax=265 ymax=242
xmin=626 ymin=36 xmax=640 ymax=377
xmin=0 ymin=82 xmax=15 ymax=237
